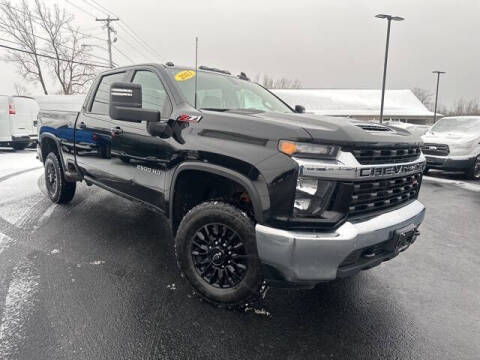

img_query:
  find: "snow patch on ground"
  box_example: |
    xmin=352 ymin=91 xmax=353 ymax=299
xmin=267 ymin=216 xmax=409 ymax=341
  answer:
xmin=0 ymin=233 xmax=14 ymax=256
xmin=244 ymin=306 xmax=271 ymax=318
xmin=89 ymin=260 xmax=105 ymax=265
xmin=0 ymin=260 xmax=41 ymax=358
xmin=423 ymin=176 xmax=480 ymax=192
xmin=166 ymin=283 xmax=176 ymax=290
xmin=34 ymin=203 xmax=57 ymax=230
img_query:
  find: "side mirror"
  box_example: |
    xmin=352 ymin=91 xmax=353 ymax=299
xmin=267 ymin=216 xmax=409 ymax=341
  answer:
xmin=295 ymin=105 xmax=306 ymax=114
xmin=109 ymin=82 xmax=160 ymax=123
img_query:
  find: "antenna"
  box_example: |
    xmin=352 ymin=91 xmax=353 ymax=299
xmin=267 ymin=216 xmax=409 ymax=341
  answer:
xmin=194 ymin=36 xmax=198 ymax=109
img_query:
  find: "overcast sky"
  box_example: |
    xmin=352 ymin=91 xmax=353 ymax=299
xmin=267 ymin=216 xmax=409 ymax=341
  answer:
xmin=2 ymin=0 xmax=480 ymax=107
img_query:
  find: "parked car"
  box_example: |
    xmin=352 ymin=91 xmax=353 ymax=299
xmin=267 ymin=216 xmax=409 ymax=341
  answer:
xmin=405 ymin=124 xmax=430 ymax=137
xmin=421 ymin=116 xmax=480 ymax=179
xmin=0 ymin=95 xmax=39 ymax=150
xmin=37 ymin=63 xmax=426 ymax=307
xmin=384 ymin=121 xmax=431 ymax=137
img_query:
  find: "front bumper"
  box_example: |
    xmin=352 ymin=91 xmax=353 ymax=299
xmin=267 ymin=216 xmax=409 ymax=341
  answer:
xmin=256 ymin=200 xmax=425 ymax=285
xmin=425 ymin=154 xmax=476 ymax=171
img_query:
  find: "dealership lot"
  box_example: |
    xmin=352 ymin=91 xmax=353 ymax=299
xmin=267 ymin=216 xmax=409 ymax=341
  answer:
xmin=0 ymin=149 xmax=479 ymax=360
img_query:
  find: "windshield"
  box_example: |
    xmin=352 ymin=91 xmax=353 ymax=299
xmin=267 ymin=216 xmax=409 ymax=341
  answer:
xmin=431 ymin=117 xmax=480 ymax=133
xmin=167 ymin=68 xmax=292 ymax=113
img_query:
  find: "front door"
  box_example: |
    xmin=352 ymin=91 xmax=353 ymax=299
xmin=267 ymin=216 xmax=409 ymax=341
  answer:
xmin=109 ymin=68 xmax=175 ymax=211
xmin=75 ymin=71 xmax=127 ymax=183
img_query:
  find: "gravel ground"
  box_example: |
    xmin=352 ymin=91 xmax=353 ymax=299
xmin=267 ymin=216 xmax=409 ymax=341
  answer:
xmin=0 ymin=148 xmax=479 ymax=360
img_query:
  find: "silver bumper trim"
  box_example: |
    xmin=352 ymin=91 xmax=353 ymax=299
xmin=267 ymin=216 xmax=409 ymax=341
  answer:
xmin=255 ymin=200 xmax=426 ymax=282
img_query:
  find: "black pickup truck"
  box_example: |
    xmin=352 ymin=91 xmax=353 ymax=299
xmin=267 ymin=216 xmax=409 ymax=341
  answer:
xmin=38 ymin=63 xmax=426 ymax=306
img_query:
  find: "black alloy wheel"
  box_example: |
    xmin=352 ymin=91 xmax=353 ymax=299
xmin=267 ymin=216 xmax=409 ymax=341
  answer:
xmin=175 ymin=201 xmax=264 ymax=307
xmin=44 ymin=152 xmax=76 ymax=203
xmin=191 ymin=223 xmax=248 ymax=289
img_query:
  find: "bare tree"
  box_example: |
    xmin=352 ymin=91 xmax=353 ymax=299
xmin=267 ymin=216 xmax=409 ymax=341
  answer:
xmin=0 ymin=0 xmax=49 ymax=93
xmin=447 ymin=98 xmax=480 ymax=116
xmin=255 ymin=74 xmax=302 ymax=89
xmin=411 ymin=87 xmax=433 ymax=110
xmin=0 ymin=0 xmax=99 ymax=94
xmin=34 ymin=0 xmax=95 ymax=94
xmin=14 ymin=82 xmax=28 ymax=95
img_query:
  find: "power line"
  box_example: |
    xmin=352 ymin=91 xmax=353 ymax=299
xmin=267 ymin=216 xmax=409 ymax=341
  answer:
xmin=0 ymin=42 xmax=111 ymax=68
xmin=5 ymin=3 xmax=105 ymax=42
xmin=64 ymin=0 xmax=97 ymax=19
xmin=81 ymin=0 xmax=161 ymax=58
xmin=113 ymin=45 xmax=134 ymax=64
xmin=0 ymin=24 xmax=111 ymax=65
xmin=96 ymin=16 xmax=119 ymax=68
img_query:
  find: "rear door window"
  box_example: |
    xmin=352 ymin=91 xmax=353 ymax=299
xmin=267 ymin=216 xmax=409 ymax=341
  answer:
xmin=90 ymin=72 xmax=126 ymax=115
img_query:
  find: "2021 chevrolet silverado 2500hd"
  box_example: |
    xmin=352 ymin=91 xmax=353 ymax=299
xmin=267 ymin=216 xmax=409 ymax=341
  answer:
xmin=421 ymin=116 xmax=480 ymax=179
xmin=37 ymin=64 xmax=426 ymax=306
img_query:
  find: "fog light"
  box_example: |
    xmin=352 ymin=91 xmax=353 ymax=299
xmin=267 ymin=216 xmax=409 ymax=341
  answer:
xmin=294 ymin=198 xmax=311 ymax=211
xmin=293 ymin=178 xmax=335 ymax=217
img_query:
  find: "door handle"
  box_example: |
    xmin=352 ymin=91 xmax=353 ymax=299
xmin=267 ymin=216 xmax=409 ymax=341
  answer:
xmin=79 ymin=122 xmax=87 ymax=129
xmin=111 ymin=126 xmax=123 ymax=136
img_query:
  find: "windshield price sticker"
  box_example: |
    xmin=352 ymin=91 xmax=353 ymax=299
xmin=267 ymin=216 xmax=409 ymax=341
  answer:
xmin=175 ymin=70 xmax=196 ymax=82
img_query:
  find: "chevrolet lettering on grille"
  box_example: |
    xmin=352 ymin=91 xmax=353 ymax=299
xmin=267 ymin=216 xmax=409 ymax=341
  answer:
xmin=359 ymin=163 xmax=424 ymax=177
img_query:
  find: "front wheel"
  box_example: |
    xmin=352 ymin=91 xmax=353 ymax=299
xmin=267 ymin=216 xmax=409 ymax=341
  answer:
xmin=44 ymin=152 xmax=76 ymax=203
xmin=175 ymin=202 xmax=264 ymax=307
xmin=466 ymin=155 xmax=480 ymax=180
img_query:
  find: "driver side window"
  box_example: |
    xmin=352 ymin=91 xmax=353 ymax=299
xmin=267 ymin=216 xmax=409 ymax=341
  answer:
xmin=132 ymin=70 xmax=171 ymax=118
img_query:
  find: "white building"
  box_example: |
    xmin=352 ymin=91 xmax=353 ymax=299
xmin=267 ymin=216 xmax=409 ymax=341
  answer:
xmin=272 ymin=89 xmax=438 ymax=125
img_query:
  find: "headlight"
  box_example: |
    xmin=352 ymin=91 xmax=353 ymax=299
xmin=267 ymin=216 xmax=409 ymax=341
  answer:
xmin=279 ymin=140 xmax=338 ymax=158
xmin=294 ymin=177 xmax=335 ymax=217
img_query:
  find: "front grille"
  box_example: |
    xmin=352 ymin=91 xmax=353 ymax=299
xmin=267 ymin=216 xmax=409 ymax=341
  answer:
xmin=347 ymin=173 xmax=422 ymax=217
xmin=345 ymin=145 xmax=421 ymax=165
xmin=421 ymin=143 xmax=449 ymax=156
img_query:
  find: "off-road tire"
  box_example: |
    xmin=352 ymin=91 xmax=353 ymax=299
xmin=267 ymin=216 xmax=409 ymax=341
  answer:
xmin=44 ymin=152 xmax=76 ymax=204
xmin=466 ymin=155 xmax=480 ymax=180
xmin=175 ymin=201 xmax=264 ymax=308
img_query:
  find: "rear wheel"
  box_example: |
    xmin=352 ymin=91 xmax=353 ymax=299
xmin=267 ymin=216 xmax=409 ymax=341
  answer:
xmin=466 ymin=155 xmax=480 ymax=180
xmin=44 ymin=152 xmax=76 ymax=203
xmin=175 ymin=202 xmax=264 ymax=307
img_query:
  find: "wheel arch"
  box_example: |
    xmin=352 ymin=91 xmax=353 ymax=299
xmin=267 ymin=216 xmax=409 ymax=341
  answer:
xmin=169 ymin=162 xmax=269 ymax=233
xmin=39 ymin=133 xmax=66 ymax=168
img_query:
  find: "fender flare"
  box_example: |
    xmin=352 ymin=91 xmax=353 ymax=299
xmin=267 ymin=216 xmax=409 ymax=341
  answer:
xmin=39 ymin=133 xmax=67 ymax=169
xmin=169 ymin=162 xmax=269 ymax=225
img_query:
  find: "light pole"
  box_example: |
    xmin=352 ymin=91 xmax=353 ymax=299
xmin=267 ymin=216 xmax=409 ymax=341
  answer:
xmin=432 ymin=71 xmax=446 ymax=123
xmin=375 ymin=14 xmax=404 ymax=123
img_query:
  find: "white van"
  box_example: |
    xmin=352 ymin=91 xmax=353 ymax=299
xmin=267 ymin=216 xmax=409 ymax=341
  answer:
xmin=0 ymin=95 xmax=39 ymax=150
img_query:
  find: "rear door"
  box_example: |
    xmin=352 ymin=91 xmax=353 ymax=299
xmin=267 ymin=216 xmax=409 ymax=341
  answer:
xmin=75 ymin=71 xmax=127 ymax=183
xmin=11 ymin=97 xmax=38 ymax=137
xmin=0 ymin=96 xmax=9 ymax=142
xmin=108 ymin=68 xmax=174 ymax=210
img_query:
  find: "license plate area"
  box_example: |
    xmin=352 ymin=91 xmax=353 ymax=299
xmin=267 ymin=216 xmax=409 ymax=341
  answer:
xmin=391 ymin=224 xmax=418 ymax=253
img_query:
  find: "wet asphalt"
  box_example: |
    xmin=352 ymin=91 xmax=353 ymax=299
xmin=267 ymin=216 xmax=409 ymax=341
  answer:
xmin=0 ymin=149 xmax=479 ymax=360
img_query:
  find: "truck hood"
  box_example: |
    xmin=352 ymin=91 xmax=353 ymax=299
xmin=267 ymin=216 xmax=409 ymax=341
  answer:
xmin=421 ymin=131 xmax=479 ymax=145
xmin=201 ymin=110 xmax=422 ymax=146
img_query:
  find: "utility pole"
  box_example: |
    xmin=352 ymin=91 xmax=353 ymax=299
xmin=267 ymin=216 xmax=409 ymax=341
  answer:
xmin=375 ymin=14 xmax=404 ymax=123
xmin=432 ymin=71 xmax=446 ymax=123
xmin=96 ymin=15 xmax=119 ymax=68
